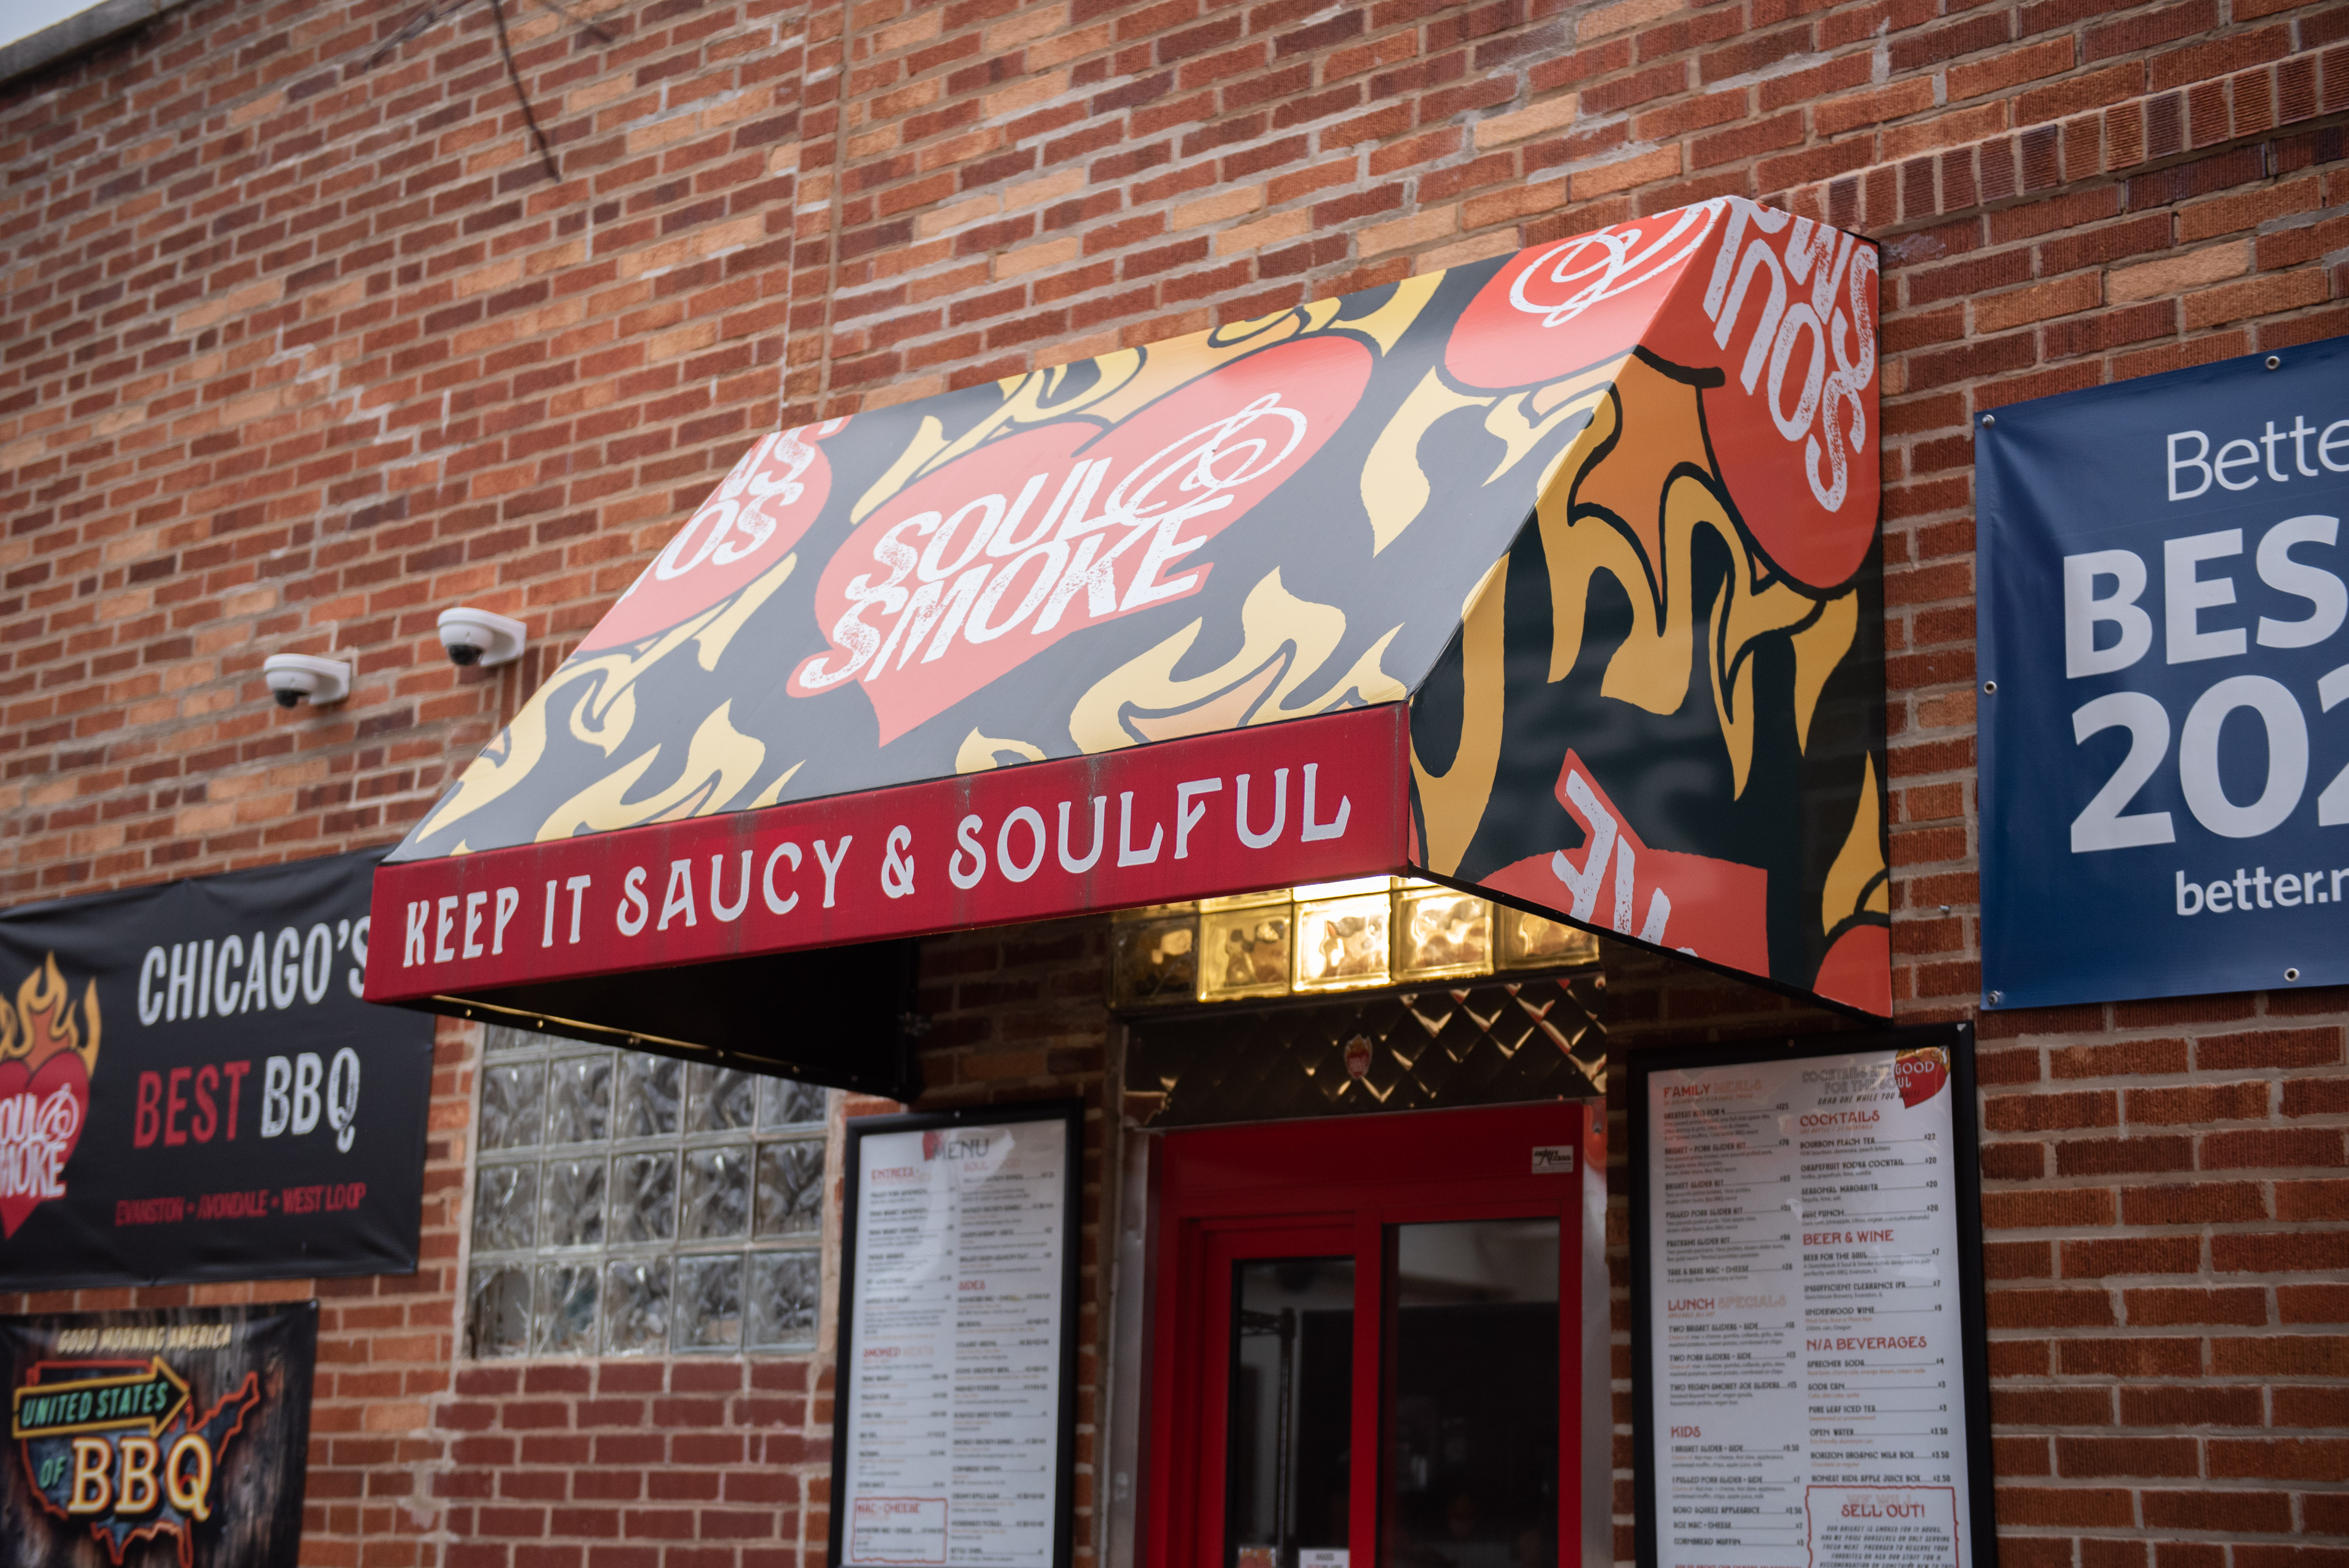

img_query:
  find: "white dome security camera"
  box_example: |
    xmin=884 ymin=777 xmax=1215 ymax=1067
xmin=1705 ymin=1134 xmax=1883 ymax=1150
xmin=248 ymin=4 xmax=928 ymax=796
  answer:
xmin=436 ymin=607 xmax=527 ymax=669
xmin=263 ymin=654 xmax=352 ymax=709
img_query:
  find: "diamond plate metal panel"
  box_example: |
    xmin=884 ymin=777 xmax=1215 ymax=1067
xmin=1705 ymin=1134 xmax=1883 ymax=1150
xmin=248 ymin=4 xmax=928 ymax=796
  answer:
xmin=1128 ymin=976 xmax=1604 ymax=1128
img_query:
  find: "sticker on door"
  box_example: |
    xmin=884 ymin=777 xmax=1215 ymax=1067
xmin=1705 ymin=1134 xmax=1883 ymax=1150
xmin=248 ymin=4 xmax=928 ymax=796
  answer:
xmin=1530 ymin=1145 xmax=1575 ymax=1174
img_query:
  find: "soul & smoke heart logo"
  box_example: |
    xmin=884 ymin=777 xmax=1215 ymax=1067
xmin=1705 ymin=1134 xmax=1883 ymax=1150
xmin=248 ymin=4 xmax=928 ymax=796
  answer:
xmin=0 ymin=953 xmax=103 ymax=1239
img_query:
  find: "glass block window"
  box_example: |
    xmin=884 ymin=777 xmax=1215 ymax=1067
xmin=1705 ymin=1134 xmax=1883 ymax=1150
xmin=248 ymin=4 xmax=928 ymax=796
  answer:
xmin=466 ymin=1026 xmax=829 ymax=1359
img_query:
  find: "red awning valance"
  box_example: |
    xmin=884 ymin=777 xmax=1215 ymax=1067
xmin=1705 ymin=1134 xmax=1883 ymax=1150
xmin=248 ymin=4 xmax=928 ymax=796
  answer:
xmin=368 ymin=197 xmax=1889 ymax=1083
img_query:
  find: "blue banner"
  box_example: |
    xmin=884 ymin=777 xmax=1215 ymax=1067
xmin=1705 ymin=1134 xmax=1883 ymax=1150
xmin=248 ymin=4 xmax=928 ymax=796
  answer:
xmin=1980 ymin=333 xmax=2349 ymax=1007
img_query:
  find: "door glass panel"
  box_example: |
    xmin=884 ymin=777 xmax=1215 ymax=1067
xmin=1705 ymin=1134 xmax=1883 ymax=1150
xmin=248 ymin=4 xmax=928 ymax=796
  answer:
xmin=1385 ymin=1220 xmax=1560 ymax=1568
xmin=1227 ymin=1257 xmax=1355 ymax=1568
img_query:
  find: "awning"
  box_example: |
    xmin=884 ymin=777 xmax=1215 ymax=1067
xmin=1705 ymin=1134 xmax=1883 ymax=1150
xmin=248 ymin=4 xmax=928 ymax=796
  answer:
xmin=367 ymin=196 xmax=1890 ymax=1086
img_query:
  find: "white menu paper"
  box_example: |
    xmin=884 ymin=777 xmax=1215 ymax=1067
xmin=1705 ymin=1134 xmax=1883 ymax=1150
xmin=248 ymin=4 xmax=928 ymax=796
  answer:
xmin=842 ymin=1119 xmax=1069 ymax=1568
xmin=1646 ymin=1045 xmax=1973 ymax=1568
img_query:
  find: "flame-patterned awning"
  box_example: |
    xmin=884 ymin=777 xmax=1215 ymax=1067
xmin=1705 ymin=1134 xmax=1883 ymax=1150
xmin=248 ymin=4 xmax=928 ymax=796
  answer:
xmin=368 ymin=197 xmax=1890 ymax=1076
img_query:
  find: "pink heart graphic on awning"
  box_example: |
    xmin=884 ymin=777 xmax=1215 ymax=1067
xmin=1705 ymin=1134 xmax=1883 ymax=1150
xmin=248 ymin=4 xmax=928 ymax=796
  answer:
xmin=579 ymin=422 xmax=841 ymax=654
xmin=791 ymin=333 xmax=1374 ymax=742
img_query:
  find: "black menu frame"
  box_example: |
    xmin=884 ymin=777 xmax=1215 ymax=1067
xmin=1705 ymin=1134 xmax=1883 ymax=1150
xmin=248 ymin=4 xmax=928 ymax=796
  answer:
xmin=1628 ymin=1023 xmax=1996 ymax=1568
xmin=831 ymin=1098 xmax=1085 ymax=1568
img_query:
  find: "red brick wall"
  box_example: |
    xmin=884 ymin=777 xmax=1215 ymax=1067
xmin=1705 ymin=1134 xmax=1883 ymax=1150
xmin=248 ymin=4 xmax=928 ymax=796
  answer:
xmin=4 ymin=0 xmax=2347 ymax=1563
xmin=434 ymin=1316 xmax=831 ymax=1568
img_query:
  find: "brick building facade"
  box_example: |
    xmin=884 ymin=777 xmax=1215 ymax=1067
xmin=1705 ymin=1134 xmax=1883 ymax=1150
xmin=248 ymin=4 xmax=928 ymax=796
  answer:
xmin=1 ymin=0 xmax=2344 ymax=1564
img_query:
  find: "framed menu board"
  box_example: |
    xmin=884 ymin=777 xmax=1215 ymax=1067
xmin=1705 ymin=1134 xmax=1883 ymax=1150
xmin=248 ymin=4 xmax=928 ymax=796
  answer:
xmin=1629 ymin=1025 xmax=1995 ymax=1568
xmin=831 ymin=1100 xmax=1083 ymax=1568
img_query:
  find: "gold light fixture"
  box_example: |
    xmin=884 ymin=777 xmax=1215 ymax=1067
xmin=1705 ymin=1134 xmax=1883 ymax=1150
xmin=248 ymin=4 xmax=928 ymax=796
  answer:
xmin=1109 ymin=878 xmax=1599 ymax=1008
xmin=1111 ymin=908 xmax=1198 ymax=1007
xmin=1396 ymin=883 xmax=1495 ymax=981
xmin=1292 ymin=881 xmax=1392 ymax=993
xmin=1496 ymin=901 xmax=1596 ymax=969
xmin=1197 ymin=896 xmax=1292 ymax=1000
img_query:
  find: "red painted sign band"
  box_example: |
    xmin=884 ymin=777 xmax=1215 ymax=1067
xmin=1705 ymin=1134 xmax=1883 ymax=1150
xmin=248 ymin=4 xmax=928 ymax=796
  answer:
xmin=365 ymin=706 xmax=1411 ymax=1002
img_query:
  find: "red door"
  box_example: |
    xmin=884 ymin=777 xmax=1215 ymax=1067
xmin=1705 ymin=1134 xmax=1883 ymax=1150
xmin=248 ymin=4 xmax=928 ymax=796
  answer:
xmin=1147 ymin=1102 xmax=1606 ymax=1568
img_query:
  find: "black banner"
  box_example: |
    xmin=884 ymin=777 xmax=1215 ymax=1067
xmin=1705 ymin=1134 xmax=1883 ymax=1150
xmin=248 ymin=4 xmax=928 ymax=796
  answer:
xmin=0 ymin=850 xmax=432 ymax=1290
xmin=1 ymin=1303 xmax=316 ymax=1568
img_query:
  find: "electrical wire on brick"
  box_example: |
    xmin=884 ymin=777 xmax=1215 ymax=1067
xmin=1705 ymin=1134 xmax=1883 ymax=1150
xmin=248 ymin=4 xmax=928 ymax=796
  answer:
xmin=361 ymin=0 xmax=615 ymax=184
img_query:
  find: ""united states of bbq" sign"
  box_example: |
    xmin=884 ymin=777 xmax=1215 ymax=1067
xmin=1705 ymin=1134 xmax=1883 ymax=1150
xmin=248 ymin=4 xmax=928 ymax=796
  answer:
xmin=2 ymin=1304 xmax=316 ymax=1568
